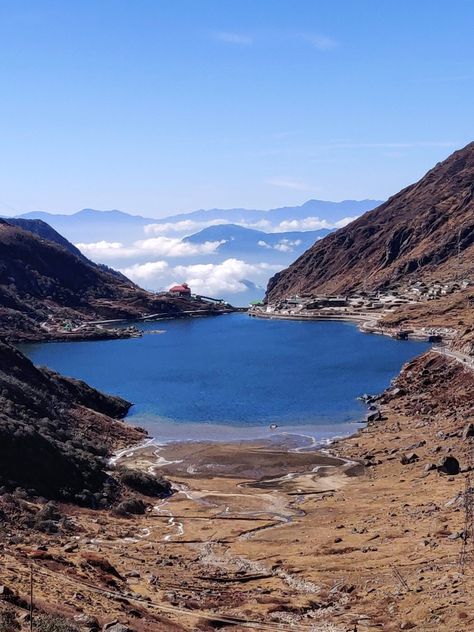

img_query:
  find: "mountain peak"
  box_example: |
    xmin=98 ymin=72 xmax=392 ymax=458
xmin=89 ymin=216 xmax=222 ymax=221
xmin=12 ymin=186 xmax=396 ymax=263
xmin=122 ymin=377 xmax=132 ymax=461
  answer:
xmin=266 ymin=142 xmax=474 ymax=300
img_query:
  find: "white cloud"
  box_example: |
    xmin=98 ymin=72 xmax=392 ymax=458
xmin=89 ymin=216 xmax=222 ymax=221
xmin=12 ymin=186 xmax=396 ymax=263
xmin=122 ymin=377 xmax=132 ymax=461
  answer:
xmin=275 ymin=217 xmax=332 ymax=231
xmin=238 ymin=219 xmax=273 ymax=230
xmin=173 ymin=259 xmax=281 ymax=295
xmin=120 ymin=258 xmax=282 ymax=296
xmin=274 ymin=216 xmax=357 ymax=232
xmin=75 ymin=236 xmax=224 ymax=260
xmin=274 ymin=238 xmax=302 ymax=252
xmin=257 ymin=238 xmax=302 ymax=253
xmin=265 ymin=176 xmax=318 ymax=192
xmin=137 ymin=236 xmax=224 ymax=257
xmin=144 ymin=219 xmax=229 ymax=235
xmin=274 ymin=243 xmax=292 ymax=253
xmin=120 ymin=260 xmax=169 ymax=282
xmin=334 ymin=216 xmax=358 ymax=228
xmin=213 ymin=31 xmax=252 ymax=45
xmin=76 ymin=241 xmax=138 ymax=258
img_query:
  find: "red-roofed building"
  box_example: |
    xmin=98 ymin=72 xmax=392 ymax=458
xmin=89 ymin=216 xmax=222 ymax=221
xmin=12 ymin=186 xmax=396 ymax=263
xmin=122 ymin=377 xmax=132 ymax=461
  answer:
xmin=169 ymin=283 xmax=191 ymax=297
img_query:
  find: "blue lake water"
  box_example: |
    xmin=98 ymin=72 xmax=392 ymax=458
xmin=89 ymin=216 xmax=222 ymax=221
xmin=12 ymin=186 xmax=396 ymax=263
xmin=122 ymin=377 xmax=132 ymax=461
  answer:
xmin=21 ymin=313 xmax=429 ymax=444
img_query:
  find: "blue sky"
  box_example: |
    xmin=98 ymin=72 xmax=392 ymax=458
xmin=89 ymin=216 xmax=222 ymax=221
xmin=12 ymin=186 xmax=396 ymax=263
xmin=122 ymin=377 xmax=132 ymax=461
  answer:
xmin=0 ymin=0 xmax=472 ymax=217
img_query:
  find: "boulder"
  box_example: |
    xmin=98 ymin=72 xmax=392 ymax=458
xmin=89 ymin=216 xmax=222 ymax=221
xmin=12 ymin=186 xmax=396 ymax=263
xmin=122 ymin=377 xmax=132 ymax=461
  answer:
xmin=461 ymin=423 xmax=474 ymax=440
xmin=437 ymin=456 xmax=460 ymax=475
xmin=114 ymin=499 xmax=147 ymax=516
xmin=366 ymin=410 xmax=381 ymax=423
xmin=74 ymin=614 xmax=100 ymax=631
xmin=103 ymin=625 xmax=133 ymax=632
xmin=400 ymin=453 xmax=419 ymax=465
xmin=0 ymin=585 xmax=13 ymax=598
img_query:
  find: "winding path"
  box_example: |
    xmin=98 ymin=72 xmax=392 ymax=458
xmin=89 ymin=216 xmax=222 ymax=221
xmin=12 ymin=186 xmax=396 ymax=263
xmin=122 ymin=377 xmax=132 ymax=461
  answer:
xmin=432 ymin=345 xmax=474 ymax=371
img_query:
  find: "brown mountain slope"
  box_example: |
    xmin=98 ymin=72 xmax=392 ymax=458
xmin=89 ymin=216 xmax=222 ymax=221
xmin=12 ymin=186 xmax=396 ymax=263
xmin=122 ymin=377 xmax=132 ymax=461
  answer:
xmin=0 ymin=219 xmax=229 ymax=341
xmin=266 ymin=142 xmax=474 ymax=301
xmin=0 ymin=339 xmax=143 ymax=502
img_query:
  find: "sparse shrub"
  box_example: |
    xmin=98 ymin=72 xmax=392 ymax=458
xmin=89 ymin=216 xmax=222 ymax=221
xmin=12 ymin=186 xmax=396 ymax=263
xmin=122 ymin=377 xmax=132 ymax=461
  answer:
xmin=114 ymin=498 xmax=147 ymax=516
xmin=117 ymin=468 xmax=172 ymax=498
xmin=0 ymin=608 xmax=20 ymax=631
xmin=33 ymin=614 xmax=79 ymax=632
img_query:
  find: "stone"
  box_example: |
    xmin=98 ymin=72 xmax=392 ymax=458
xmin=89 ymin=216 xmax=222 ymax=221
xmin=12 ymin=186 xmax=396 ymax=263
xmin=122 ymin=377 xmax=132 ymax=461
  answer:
xmin=461 ymin=423 xmax=474 ymax=440
xmin=103 ymin=624 xmax=133 ymax=632
xmin=64 ymin=542 xmax=79 ymax=553
xmin=0 ymin=585 xmax=13 ymax=598
xmin=424 ymin=463 xmax=436 ymax=472
xmin=400 ymin=622 xmax=417 ymax=630
xmin=400 ymin=453 xmax=419 ymax=465
xmin=366 ymin=410 xmax=381 ymax=423
xmin=437 ymin=456 xmax=460 ymax=475
xmin=74 ymin=614 xmax=100 ymax=630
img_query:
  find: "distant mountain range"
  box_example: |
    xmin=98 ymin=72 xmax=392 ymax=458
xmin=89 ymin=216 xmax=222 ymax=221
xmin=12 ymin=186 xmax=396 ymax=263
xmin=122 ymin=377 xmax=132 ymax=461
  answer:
xmin=14 ymin=199 xmax=382 ymax=243
xmin=6 ymin=199 xmax=383 ymax=305
xmin=152 ymin=198 xmax=382 ymax=225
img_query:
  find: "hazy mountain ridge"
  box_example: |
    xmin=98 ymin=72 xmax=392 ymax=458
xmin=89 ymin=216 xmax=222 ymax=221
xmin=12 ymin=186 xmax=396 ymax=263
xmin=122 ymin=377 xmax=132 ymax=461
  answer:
xmin=6 ymin=200 xmax=381 ymax=304
xmin=266 ymin=142 xmax=474 ymax=300
xmin=12 ymin=199 xmax=382 ymax=243
xmin=155 ymin=198 xmax=382 ymax=225
xmin=184 ymin=223 xmax=332 ymax=262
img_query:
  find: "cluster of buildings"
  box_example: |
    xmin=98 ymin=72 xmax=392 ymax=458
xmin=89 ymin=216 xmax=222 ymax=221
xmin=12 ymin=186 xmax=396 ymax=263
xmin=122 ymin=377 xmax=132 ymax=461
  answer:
xmin=256 ymin=278 xmax=473 ymax=317
xmin=263 ymin=292 xmax=414 ymax=316
xmin=407 ymin=279 xmax=472 ymax=299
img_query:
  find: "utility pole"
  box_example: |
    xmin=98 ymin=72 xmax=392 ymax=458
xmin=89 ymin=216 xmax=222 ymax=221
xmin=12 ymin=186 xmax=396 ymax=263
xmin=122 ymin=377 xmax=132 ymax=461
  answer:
xmin=29 ymin=564 xmax=34 ymax=632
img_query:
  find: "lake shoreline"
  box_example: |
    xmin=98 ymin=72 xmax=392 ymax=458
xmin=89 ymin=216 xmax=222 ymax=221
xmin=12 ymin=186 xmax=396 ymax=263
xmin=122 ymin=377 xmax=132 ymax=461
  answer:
xmin=112 ymin=430 xmax=365 ymax=482
xmin=23 ymin=314 xmax=428 ymax=441
xmin=249 ymin=307 xmax=453 ymax=343
xmin=101 ymin=349 xmax=473 ymax=629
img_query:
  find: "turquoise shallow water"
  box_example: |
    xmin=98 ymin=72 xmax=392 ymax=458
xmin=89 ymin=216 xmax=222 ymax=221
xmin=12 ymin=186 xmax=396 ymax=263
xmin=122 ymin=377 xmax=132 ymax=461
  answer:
xmin=21 ymin=313 xmax=429 ymax=443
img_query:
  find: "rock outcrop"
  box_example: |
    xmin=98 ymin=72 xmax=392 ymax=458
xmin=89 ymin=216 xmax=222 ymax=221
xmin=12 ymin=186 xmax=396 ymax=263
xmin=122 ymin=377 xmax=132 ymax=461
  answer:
xmin=266 ymin=142 xmax=474 ymax=301
xmin=0 ymin=339 xmax=144 ymax=502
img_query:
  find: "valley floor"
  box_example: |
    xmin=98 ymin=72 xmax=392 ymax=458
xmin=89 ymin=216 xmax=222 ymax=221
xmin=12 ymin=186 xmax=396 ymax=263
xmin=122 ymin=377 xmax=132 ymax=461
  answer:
xmin=1 ymin=351 xmax=473 ymax=631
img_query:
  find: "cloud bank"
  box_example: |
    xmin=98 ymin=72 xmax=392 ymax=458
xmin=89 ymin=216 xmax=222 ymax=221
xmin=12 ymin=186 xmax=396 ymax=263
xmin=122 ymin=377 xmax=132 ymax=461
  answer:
xmin=76 ymin=236 xmax=224 ymax=259
xmin=120 ymin=258 xmax=281 ymax=296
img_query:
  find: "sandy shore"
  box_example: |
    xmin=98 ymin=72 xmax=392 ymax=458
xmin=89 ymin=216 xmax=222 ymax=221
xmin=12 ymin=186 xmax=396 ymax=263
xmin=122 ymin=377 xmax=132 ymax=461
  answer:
xmin=116 ymin=433 xmax=361 ymax=479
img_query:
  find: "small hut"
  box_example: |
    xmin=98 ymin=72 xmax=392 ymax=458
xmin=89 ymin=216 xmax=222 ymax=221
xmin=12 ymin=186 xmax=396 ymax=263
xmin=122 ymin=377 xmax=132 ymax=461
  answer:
xmin=169 ymin=283 xmax=191 ymax=298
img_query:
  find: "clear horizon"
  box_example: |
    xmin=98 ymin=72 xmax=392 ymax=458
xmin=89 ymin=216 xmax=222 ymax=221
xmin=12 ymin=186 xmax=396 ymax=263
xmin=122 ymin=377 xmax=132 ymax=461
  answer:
xmin=0 ymin=1 xmax=472 ymax=218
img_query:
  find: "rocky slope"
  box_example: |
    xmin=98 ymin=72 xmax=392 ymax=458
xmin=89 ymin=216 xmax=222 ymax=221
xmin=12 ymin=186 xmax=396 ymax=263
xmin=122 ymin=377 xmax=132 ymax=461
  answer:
xmin=0 ymin=340 xmax=144 ymax=502
xmin=6 ymin=217 xmax=90 ymax=262
xmin=266 ymin=142 xmax=474 ymax=300
xmin=0 ymin=219 xmax=230 ymax=341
